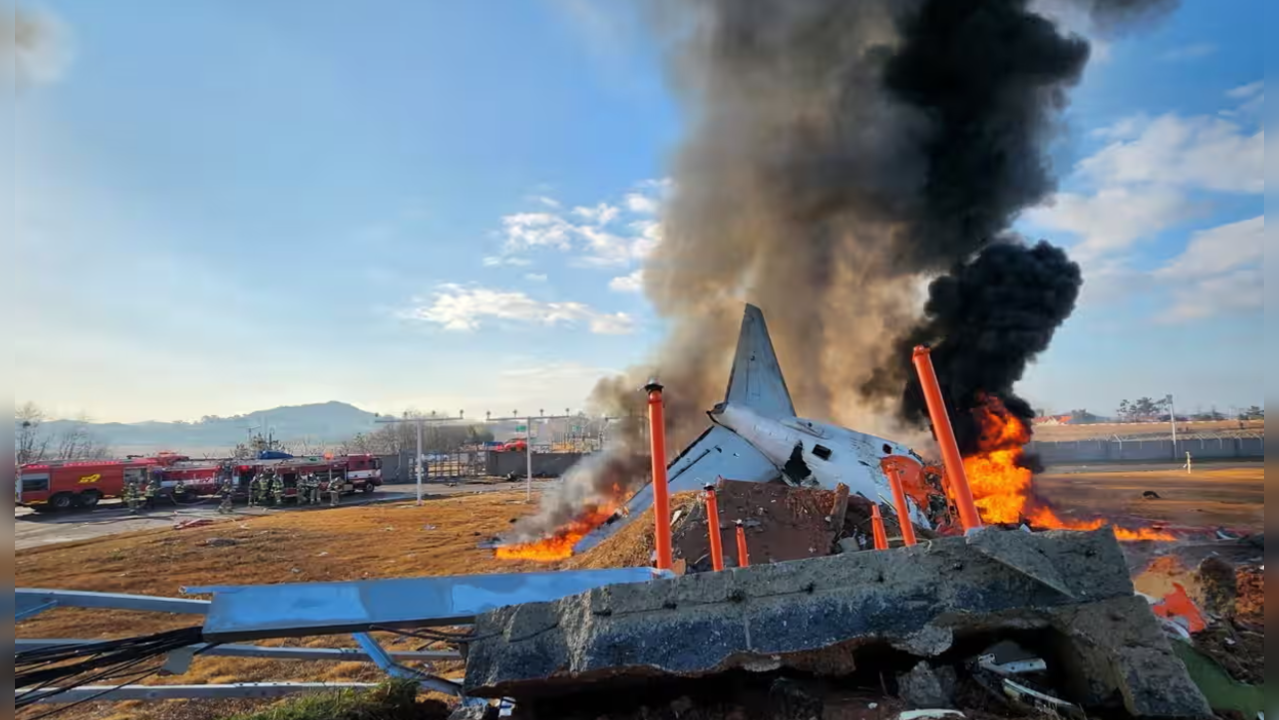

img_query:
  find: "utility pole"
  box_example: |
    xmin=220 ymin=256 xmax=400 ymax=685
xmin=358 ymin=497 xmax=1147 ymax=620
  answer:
xmin=526 ymin=416 xmax=534 ymax=502
xmin=1167 ymin=393 xmax=1178 ymax=460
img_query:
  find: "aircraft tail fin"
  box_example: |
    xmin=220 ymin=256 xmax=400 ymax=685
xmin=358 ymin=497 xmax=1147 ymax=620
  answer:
xmin=722 ymin=304 xmax=795 ymax=419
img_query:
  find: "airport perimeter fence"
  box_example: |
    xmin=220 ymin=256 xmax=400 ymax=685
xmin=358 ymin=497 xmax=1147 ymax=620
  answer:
xmin=1028 ymin=435 xmax=1263 ymax=465
xmin=377 ymin=450 xmax=586 ymax=483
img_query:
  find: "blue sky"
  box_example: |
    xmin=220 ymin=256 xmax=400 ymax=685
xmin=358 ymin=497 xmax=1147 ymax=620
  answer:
xmin=7 ymin=0 xmax=1265 ymax=423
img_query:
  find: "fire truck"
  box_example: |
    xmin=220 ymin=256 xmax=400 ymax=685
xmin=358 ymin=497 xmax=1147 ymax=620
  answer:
xmin=16 ymin=453 xmax=192 ymax=512
xmin=225 ymin=454 xmax=383 ymax=501
xmin=17 ymin=453 xmax=382 ymax=512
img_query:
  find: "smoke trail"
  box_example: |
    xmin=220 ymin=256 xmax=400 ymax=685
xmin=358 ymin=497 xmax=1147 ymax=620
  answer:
xmin=505 ymin=0 xmax=1174 ymax=543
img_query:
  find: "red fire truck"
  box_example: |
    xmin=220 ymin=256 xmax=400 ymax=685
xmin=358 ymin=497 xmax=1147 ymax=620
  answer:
xmin=16 ymin=453 xmax=192 ymax=512
xmin=226 ymin=454 xmax=383 ymax=501
xmin=17 ymin=453 xmax=382 ymax=512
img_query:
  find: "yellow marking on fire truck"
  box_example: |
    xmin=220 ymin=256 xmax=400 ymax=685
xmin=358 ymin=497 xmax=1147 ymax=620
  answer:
xmin=78 ymin=474 xmax=102 ymax=484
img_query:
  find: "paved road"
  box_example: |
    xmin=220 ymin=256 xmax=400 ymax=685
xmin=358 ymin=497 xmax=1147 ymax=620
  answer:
xmin=15 ymin=480 xmax=557 ymax=551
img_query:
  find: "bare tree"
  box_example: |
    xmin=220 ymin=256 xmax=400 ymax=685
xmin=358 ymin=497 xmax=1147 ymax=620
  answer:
xmin=53 ymin=414 xmax=111 ymax=461
xmin=16 ymin=401 xmax=50 ymax=465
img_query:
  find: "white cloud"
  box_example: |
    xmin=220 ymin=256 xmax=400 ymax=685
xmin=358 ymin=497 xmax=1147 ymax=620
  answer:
xmin=1221 ymin=81 xmax=1264 ymax=119
xmin=1160 ymin=268 xmax=1263 ymax=322
xmin=482 ymin=255 xmax=532 ymax=267
xmin=7 ymin=6 xmax=75 ymax=87
xmin=403 ymin=284 xmax=634 ymax=335
xmin=624 ymin=192 xmax=659 ymax=214
xmin=530 ymin=195 xmax=561 ymax=209
xmin=524 ymin=273 xmax=548 ymax=282
xmin=501 ymin=212 xmax=576 ymax=250
xmin=1156 ymin=216 xmax=1264 ymax=280
xmin=609 ymin=269 xmax=644 ymax=293
xmin=1080 ymin=115 xmax=1264 ymax=194
xmin=572 ymin=203 xmax=620 ymax=226
xmin=1227 ymin=81 xmax=1264 ymax=100
xmin=1026 ymin=186 xmax=1195 ymax=259
xmin=493 ymin=182 xmax=670 ymax=269
xmin=1159 ymin=43 xmax=1217 ymax=62
xmin=1031 ymin=103 xmax=1265 ymax=321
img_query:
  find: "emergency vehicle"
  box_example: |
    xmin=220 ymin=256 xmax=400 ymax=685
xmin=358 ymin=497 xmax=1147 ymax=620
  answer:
xmin=227 ymin=454 xmax=383 ymax=501
xmin=17 ymin=453 xmax=382 ymax=511
xmin=16 ymin=453 xmax=191 ymax=512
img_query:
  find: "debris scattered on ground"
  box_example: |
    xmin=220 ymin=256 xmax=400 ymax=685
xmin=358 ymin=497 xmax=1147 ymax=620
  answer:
xmin=203 ymin=537 xmax=238 ymax=548
xmin=468 ymin=528 xmax=1211 ymax=719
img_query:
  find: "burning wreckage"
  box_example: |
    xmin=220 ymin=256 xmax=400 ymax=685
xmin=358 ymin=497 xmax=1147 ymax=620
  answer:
xmin=16 ymin=304 xmax=1255 ymax=720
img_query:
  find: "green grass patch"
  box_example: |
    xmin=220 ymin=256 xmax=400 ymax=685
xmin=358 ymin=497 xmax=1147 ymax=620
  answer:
xmin=227 ymin=680 xmax=452 ymax=720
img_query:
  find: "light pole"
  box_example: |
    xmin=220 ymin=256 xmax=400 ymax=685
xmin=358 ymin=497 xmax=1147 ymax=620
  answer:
xmin=375 ymin=411 xmax=465 ymax=506
xmin=1167 ymin=394 xmax=1178 ymax=460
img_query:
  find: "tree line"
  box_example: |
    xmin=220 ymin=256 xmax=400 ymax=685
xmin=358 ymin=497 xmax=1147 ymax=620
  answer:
xmin=15 ymin=402 xmax=113 ymax=465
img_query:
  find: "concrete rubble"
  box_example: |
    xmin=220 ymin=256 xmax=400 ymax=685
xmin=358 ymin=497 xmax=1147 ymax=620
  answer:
xmin=465 ymin=527 xmax=1211 ymax=719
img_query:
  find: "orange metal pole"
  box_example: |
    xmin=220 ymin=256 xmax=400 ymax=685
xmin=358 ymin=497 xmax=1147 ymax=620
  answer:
xmin=704 ymin=483 xmax=725 ymax=572
xmin=871 ymin=505 xmax=889 ymax=550
xmin=735 ymin=521 xmax=750 ymax=568
xmin=911 ymin=346 xmax=983 ymax=532
xmin=884 ymin=463 xmax=919 ymax=547
xmin=645 ymin=381 xmax=673 ymax=571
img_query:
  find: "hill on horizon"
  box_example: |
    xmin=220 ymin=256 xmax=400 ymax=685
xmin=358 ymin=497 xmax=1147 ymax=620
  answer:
xmin=28 ymin=401 xmax=382 ymax=455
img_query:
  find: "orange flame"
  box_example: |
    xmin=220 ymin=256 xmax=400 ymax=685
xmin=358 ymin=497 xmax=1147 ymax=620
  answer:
xmin=961 ymin=394 xmax=1175 ymax=542
xmin=495 ymin=481 xmax=627 ymax=562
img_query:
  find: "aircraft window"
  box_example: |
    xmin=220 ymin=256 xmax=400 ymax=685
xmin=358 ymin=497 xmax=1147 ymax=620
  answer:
xmin=882 ymin=444 xmax=893 ymax=454
xmin=813 ymin=445 xmax=832 ymax=460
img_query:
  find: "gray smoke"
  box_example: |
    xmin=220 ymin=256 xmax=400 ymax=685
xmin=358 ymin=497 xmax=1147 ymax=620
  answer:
xmin=505 ymin=0 xmax=1175 ymax=544
xmin=3 ymin=4 xmax=75 ymax=87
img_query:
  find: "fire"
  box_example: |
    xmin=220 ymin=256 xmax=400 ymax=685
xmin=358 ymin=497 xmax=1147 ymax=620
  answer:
xmin=960 ymin=394 xmax=1175 ymax=542
xmin=495 ymin=481 xmax=627 ymax=562
xmin=494 ymin=503 xmax=617 ymax=562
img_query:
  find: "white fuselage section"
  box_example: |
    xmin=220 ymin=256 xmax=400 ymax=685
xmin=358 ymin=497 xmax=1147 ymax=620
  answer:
xmin=714 ymin=404 xmax=930 ymax=526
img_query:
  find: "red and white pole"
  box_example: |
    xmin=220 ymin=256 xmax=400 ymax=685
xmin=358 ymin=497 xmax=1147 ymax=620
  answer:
xmin=645 ymin=381 xmax=673 ymax=571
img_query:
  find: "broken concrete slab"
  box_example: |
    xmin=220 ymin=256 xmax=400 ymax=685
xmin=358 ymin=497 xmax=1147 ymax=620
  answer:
xmin=464 ymin=528 xmax=1209 ymax=718
xmin=897 ymin=662 xmax=956 ymax=709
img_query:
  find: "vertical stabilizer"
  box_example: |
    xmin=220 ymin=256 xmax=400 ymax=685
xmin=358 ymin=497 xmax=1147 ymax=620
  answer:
xmin=723 ymin=304 xmax=795 ymax=419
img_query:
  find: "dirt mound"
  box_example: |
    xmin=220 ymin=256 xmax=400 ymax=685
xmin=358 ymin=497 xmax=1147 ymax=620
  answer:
xmin=1234 ymin=565 xmax=1263 ymax=624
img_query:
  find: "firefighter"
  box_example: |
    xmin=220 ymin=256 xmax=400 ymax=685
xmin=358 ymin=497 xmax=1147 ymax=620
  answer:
xmin=256 ymin=471 xmax=272 ymax=506
xmin=173 ymin=479 xmax=188 ymax=505
xmin=143 ymin=476 xmax=160 ymax=511
xmin=328 ymin=476 xmax=341 ymax=507
xmin=310 ymin=474 xmax=322 ymax=505
xmin=247 ymin=475 xmax=260 ymax=507
xmin=271 ymin=474 xmax=285 ymax=506
xmin=123 ymin=480 xmax=141 ymax=515
xmin=217 ymin=479 xmax=234 ymax=514
xmin=295 ymin=474 xmax=308 ymax=505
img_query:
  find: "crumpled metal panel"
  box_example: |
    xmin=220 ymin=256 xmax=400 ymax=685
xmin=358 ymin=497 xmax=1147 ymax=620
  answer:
xmin=195 ymin=568 xmax=662 ymax=642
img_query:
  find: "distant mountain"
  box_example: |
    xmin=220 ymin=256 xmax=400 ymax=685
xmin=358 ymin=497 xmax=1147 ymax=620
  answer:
xmin=29 ymin=402 xmax=381 ymax=454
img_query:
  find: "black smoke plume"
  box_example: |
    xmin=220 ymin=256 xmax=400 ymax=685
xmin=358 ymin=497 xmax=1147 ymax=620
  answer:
xmin=890 ymin=241 xmax=1083 ymax=454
